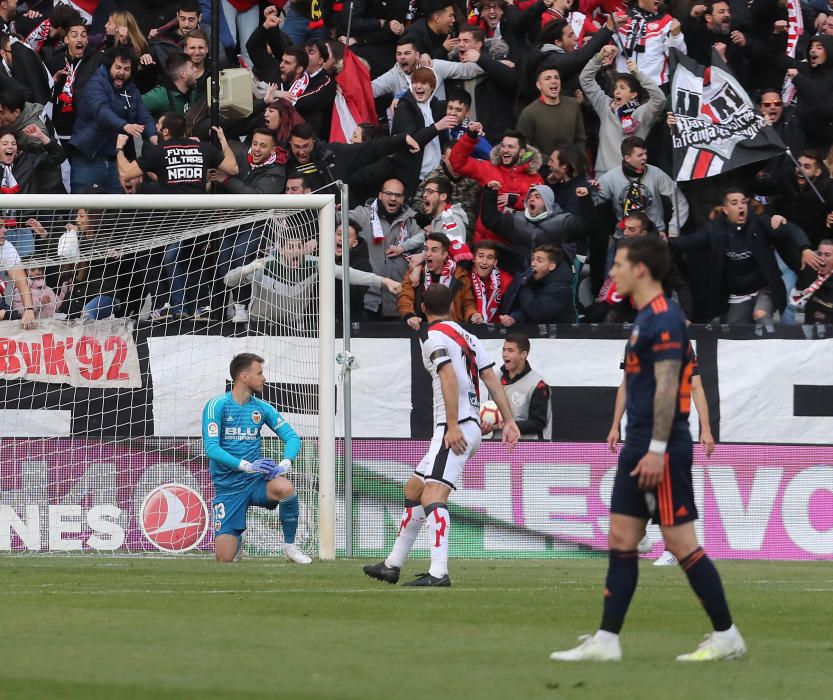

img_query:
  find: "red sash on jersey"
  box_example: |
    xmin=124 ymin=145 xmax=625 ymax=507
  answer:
xmin=431 ymin=322 xmax=479 ymax=403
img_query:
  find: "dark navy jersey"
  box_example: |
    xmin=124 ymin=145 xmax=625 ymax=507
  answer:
xmin=623 ymin=294 xmax=695 ymax=446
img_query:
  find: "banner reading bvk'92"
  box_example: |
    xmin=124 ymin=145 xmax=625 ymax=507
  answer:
xmin=669 ymin=48 xmax=786 ymax=181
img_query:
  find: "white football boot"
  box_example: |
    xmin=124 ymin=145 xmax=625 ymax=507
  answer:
xmin=676 ymin=625 xmax=746 ymax=661
xmin=653 ymin=550 xmax=678 ymax=566
xmin=550 ymin=633 xmax=622 ymax=662
xmin=284 ymin=543 xmax=312 ymax=564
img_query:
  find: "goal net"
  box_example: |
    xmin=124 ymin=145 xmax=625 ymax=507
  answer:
xmin=0 ymin=194 xmax=337 ymax=558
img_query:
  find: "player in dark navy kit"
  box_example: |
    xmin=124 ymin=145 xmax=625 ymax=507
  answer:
xmin=551 ymin=236 xmax=746 ymax=663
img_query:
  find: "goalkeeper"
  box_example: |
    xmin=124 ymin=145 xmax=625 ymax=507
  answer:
xmin=202 ymin=352 xmax=311 ymax=564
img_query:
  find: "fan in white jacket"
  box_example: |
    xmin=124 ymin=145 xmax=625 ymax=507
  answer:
xmin=614 ymin=0 xmax=686 ymax=87
xmin=372 ymin=40 xmax=483 ymax=102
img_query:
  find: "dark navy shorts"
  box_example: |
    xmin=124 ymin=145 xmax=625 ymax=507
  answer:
xmin=610 ymin=442 xmax=698 ymax=527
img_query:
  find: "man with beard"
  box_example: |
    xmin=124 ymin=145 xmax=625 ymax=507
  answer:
xmin=413 ymin=140 xmax=482 ymax=240
xmin=670 ymin=189 xmax=822 ymax=323
xmin=350 ymin=177 xmax=422 ymax=320
xmin=372 ymin=37 xmax=484 ymax=104
xmin=44 ymin=20 xmax=98 ymax=146
xmin=450 ymin=121 xmax=544 ymax=243
xmin=419 ymin=176 xmax=468 ymax=244
xmin=183 ymin=29 xmax=209 ymax=95
xmin=269 ymin=47 xmax=335 ymax=139
xmin=397 ymin=232 xmax=477 ymax=329
xmin=468 ymin=240 xmax=512 ymax=324
xmin=614 ymin=0 xmax=685 ymax=87
xmin=69 ymin=47 xmax=157 ymax=193
xmin=682 ymin=1 xmax=749 ymax=83
xmin=142 ymin=52 xmax=199 ymax=117
xmin=758 ymin=151 xmax=833 ymax=249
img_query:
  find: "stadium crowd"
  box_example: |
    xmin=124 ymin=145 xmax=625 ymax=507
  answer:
xmin=1 ymin=0 xmax=833 ymax=327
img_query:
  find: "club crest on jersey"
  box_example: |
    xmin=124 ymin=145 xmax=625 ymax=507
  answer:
xmin=629 ymin=326 xmax=640 ymax=346
xmin=251 ymin=410 xmax=262 ymax=424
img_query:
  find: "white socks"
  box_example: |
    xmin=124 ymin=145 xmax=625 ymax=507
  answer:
xmin=426 ymin=503 xmax=450 ymax=578
xmin=385 ymin=502 xmax=426 ymax=569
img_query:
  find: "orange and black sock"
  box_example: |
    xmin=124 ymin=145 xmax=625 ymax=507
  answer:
xmin=599 ymin=549 xmax=639 ymax=634
xmin=680 ymin=547 xmax=733 ymax=632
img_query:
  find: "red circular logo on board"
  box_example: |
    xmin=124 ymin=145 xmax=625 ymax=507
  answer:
xmin=140 ymin=483 xmax=209 ymax=553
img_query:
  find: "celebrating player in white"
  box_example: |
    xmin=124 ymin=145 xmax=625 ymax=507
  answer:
xmin=364 ymin=285 xmax=520 ymax=586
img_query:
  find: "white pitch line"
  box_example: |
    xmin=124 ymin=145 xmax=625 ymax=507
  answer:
xmin=3 ymin=586 xmax=557 ymax=595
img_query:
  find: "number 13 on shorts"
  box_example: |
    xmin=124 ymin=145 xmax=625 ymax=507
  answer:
xmin=213 ymin=502 xmax=225 ymax=530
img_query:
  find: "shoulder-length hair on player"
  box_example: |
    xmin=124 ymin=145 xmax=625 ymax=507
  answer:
xmin=230 ymin=353 xmax=265 ymax=382
xmin=619 ymin=236 xmax=671 ymax=282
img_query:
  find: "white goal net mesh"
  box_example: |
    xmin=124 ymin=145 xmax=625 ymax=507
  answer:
xmin=0 ymin=195 xmax=334 ymax=557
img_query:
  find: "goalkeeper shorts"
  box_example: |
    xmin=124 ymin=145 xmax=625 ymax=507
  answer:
xmin=212 ymin=479 xmax=278 ymax=537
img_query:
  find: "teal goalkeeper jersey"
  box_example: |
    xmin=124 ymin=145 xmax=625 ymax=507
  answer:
xmin=202 ymin=392 xmax=301 ymax=493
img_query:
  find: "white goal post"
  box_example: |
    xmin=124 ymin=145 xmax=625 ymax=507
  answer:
xmin=0 ymin=194 xmax=337 ymax=559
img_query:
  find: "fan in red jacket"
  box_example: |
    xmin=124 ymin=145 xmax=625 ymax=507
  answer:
xmin=449 ymin=123 xmax=543 ymax=243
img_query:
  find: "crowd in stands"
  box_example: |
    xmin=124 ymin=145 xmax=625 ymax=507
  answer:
xmin=1 ymin=0 xmax=833 ymax=328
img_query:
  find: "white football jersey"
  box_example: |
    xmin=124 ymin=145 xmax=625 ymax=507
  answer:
xmin=420 ymin=320 xmax=494 ymax=426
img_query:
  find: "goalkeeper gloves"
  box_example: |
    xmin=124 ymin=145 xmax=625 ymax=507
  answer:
xmin=239 ymin=458 xmax=276 ymax=475
xmin=239 ymin=458 xmax=292 ymax=480
xmin=265 ymin=459 xmax=293 ymax=480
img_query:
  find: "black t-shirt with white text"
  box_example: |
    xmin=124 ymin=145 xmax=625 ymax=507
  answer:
xmin=724 ymin=227 xmax=767 ymax=296
xmin=136 ymin=138 xmax=223 ymax=194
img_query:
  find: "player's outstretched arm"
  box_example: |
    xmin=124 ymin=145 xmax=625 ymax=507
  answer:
xmin=438 ymin=363 xmax=468 ymax=455
xmin=630 ymin=359 xmax=681 ymax=489
xmin=479 ymin=368 xmax=520 ymax=449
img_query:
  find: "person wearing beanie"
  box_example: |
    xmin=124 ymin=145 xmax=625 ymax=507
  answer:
xmin=480 ymin=180 xmax=591 ymax=274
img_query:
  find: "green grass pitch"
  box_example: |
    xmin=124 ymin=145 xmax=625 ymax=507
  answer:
xmin=0 ymin=557 xmax=830 ymax=700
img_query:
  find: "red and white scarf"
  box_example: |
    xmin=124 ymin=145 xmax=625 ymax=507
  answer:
xmin=790 ymin=270 xmax=833 ymax=309
xmin=287 ymin=72 xmax=310 ymax=104
xmin=471 ymin=267 xmax=502 ymax=321
xmin=1 ymin=164 xmax=19 ymax=194
xmin=423 ymin=257 xmax=456 ymax=290
xmin=782 ymin=0 xmax=804 ymax=104
xmin=24 ymin=19 xmax=51 ymax=53
xmin=58 ymin=57 xmax=82 ymax=112
xmin=247 ymin=147 xmax=278 ymax=169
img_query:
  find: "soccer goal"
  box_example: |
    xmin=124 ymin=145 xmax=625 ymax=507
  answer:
xmin=0 ymin=193 xmax=337 ymax=559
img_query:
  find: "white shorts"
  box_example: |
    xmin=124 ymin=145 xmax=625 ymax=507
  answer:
xmin=414 ymin=420 xmax=482 ymax=489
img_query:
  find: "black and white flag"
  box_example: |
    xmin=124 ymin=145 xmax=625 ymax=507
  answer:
xmin=669 ymin=48 xmax=786 ymax=181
